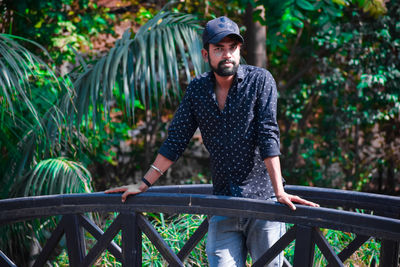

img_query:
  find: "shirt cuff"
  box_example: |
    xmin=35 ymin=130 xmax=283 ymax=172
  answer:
xmin=158 ymin=145 xmax=180 ymax=162
xmin=259 ymin=141 xmax=281 ymax=159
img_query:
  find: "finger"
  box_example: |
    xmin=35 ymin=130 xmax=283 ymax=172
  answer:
xmin=121 ymin=190 xmax=131 ymax=203
xmin=121 ymin=186 xmax=142 ymax=203
xmin=278 ymin=196 xmax=297 ymax=211
xmin=286 ymin=200 xmax=297 ymax=211
xmin=105 ymin=187 xmax=128 ymax=193
xmin=302 ymin=200 xmax=319 ymax=207
xmin=292 ymin=196 xmax=320 ymax=207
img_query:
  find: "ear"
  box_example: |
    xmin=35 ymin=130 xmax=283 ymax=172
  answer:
xmin=201 ymin=48 xmax=208 ymax=62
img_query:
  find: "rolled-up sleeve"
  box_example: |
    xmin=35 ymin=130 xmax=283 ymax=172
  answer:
xmin=158 ymin=86 xmax=198 ymax=161
xmin=256 ymin=71 xmax=281 ymax=159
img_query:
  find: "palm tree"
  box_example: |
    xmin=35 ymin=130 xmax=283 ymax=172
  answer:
xmin=64 ymin=8 xmax=205 ymax=171
xmin=66 ymin=9 xmax=204 ymax=124
xmin=0 ymin=6 xmax=204 ymax=264
xmin=1 ymin=7 xmax=204 ymax=197
xmin=0 ymin=32 xmax=94 ymax=265
xmin=0 ymin=33 xmax=92 ymax=198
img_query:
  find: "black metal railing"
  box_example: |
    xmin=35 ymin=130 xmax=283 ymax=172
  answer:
xmin=0 ymin=185 xmax=399 ymax=266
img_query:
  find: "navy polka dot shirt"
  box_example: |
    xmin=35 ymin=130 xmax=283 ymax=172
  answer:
xmin=159 ymin=65 xmax=281 ymax=200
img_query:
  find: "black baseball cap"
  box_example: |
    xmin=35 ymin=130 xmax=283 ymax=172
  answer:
xmin=202 ymin=16 xmax=244 ymax=47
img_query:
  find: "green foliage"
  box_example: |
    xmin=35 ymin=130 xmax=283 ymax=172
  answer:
xmin=284 ymin=226 xmax=381 ymax=266
xmin=53 ymin=213 xmax=208 ymax=266
xmin=2 ymin=0 xmax=116 ymax=64
xmin=0 ymin=34 xmax=60 ymax=124
xmin=316 ymin=229 xmax=380 ymax=266
xmin=258 ymin=0 xmax=400 ymax=190
xmin=59 ymin=8 xmax=207 ymax=189
xmin=255 ymin=0 xmax=347 ymax=53
xmin=0 ymin=34 xmax=78 ymax=197
xmin=0 ymin=25 xmax=93 ymax=267
xmin=67 ymin=9 xmax=204 ymax=130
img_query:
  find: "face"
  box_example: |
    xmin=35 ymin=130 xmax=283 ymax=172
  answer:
xmin=202 ymin=36 xmax=241 ymax=77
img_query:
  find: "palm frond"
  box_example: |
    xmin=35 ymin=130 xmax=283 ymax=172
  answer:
xmin=68 ymin=10 xmax=205 ymax=128
xmin=11 ymin=157 xmax=93 ymax=197
xmin=4 ymin=157 xmax=93 ymax=266
xmin=1 ymin=97 xmax=75 ymax=198
xmin=0 ymin=34 xmax=70 ymax=126
xmin=0 ymin=34 xmax=77 ymax=189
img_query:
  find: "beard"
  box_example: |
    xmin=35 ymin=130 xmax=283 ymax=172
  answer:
xmin=208 ymin=56 xmax=239 ymax=77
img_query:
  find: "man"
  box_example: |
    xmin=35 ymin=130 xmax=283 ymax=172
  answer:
xmin=106 ymin=16 xmax=319 ymax=266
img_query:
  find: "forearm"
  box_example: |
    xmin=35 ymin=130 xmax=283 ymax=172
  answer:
xmin=139 ymin=153 xmax=174 ymax=191
xmin=264 ymin=156 xmax=285 ymax=197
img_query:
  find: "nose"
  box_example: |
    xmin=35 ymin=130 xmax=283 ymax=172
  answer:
xmin=222 ymin=48 xmax=232 ymax=58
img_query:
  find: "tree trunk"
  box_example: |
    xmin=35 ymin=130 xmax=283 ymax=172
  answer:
xmin=243 ymin=4 xmax=267 ymax=68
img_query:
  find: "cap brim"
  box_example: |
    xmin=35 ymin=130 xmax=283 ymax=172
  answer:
xmin=208 ymin=31 xmax=244 ymax=44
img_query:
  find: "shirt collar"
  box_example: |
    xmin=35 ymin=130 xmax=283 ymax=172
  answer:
xmin=236 ymin=64 xmax=244 ymax=83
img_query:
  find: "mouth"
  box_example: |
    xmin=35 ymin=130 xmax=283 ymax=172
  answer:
xmin=222 ymin=62 xmax=233 ymax=67
xmin=220 ymin=61 xmax=235 ymax=67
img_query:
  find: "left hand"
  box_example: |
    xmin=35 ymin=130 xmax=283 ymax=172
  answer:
xmin=276 ymin=192 xmax=319 ymax=211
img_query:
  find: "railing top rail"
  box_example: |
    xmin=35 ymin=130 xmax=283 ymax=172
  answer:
xmin=0 ymin=186 xmax=399 ymax=242
xmin=149 ymin=184 xmax=400 ymax=216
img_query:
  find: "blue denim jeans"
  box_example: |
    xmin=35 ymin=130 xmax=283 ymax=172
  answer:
xmin=206 ymin=214 xmax=285 ymax=267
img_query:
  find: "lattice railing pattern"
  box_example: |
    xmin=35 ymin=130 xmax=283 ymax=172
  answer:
xmin=0 ymin=185 xmax=399 ymax=267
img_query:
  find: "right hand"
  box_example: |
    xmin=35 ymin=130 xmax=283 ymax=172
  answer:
xmin=105 ymin=183 xmax=146 ymax=203
xmin=276 ymin=191 xmax=320 ymax=211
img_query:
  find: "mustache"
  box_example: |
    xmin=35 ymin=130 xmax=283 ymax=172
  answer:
xmin=218 ymin=59 xmax=236 ymax=65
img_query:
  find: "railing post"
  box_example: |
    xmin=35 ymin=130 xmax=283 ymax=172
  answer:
xmin=121 ymin=212 xmax=142 ymax=267
xmin=379 ymin=239 xmax=399 ymax=267
xmin=64 ymin=214 xmax=85 ymax=266
xmin=293 ymin=225 xmax=315 ymax=267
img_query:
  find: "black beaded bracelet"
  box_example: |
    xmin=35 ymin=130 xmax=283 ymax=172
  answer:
xmin=142 ymin=177 xmax=152 ymax=188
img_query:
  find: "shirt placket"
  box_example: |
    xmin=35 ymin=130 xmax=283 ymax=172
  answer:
xmin=221 ymin=84 xmax=236 ymax=175
xmin=221 ymin=99 xmax=229 ymax=173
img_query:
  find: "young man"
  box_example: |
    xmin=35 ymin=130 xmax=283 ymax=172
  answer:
xmin=106 ymin=16 xmax=319 ymax=266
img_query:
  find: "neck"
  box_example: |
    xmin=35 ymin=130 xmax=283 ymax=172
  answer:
xmin=214 ymin=72 xmax=234 ymax=91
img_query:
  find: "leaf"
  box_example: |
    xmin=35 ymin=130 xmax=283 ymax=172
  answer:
xmin=324 ymin=5 xmax=343 ymax=17
xmin=332 ymin=0 xmax=349 ymax=6
xmin=293 ymin=18 xmax=305 ymax=28
xmin=296 ymin=0 xmax=316 ymax=11
xmin=293 ymin=9 xmax=305 ymax=20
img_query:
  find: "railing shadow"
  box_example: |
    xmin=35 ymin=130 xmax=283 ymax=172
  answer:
xmin=0 ymin=185 xmax=399 ymax=267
